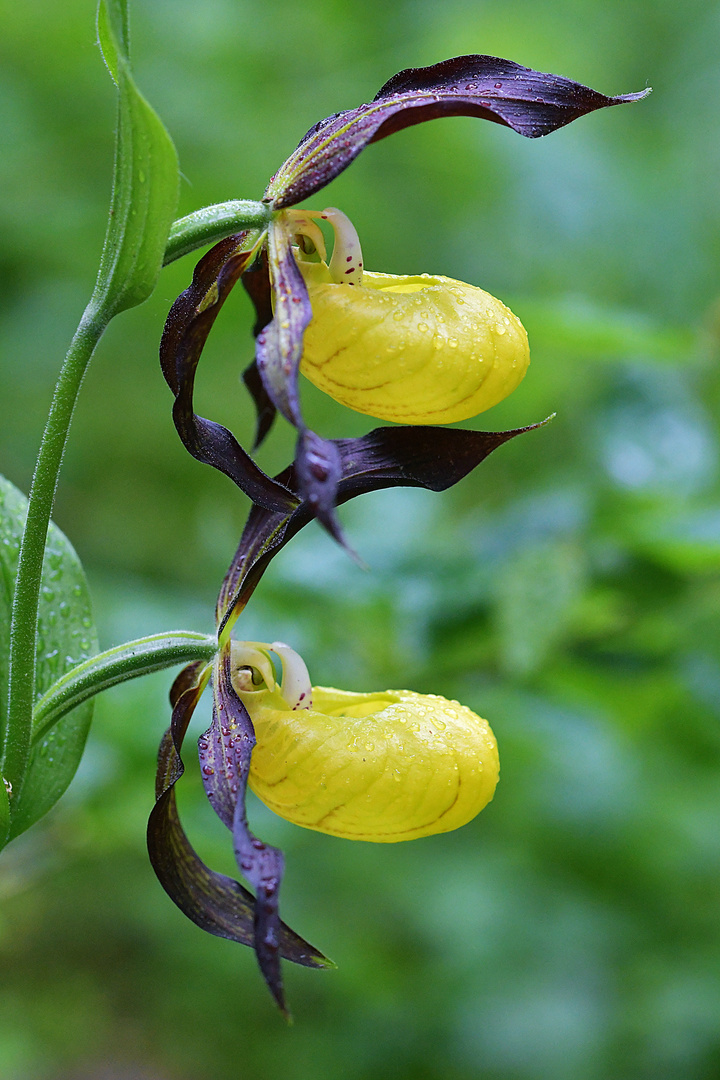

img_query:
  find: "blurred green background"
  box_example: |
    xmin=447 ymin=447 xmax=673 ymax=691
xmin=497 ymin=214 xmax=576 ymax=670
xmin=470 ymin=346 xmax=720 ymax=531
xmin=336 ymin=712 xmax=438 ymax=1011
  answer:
xmin=2 ymin=0 xmax=720 ymax=1077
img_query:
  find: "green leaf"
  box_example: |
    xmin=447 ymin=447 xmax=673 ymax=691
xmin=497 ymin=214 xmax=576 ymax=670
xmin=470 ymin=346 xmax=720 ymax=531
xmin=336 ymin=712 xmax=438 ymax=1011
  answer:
xmin=0 ymin=477 xmax=98 ymax=842
xmin=92 ymin=0 xmax=179 ymax=317
xmin=0 ymin=778 xmax=8 ymax=849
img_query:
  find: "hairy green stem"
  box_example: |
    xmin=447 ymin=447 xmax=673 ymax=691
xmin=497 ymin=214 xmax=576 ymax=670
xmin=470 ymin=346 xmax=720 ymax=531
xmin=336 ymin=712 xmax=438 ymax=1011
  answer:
xmin=32 ymin=631 xmax=218 ymax=743
xmin=163 ymin=200 xmax=270 ymax=264
xmin=2 ymin=307 xmax=109 ymax=794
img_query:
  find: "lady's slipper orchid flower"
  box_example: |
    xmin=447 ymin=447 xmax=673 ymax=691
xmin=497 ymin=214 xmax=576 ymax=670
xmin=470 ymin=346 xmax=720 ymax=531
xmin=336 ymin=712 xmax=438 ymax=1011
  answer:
xmin=147 ymin=418 xmax=545 ymax=1014
xmin=160 ymin=55 xmax=647 ymax=543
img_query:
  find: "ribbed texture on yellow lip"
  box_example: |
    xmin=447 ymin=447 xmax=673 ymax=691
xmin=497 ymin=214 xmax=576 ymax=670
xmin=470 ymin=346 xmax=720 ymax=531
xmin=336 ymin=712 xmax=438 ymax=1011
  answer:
xmin=299 ymin=267 xmax=529 ymax=424
xmin=243 ymin=685 xmax=499 ymax=842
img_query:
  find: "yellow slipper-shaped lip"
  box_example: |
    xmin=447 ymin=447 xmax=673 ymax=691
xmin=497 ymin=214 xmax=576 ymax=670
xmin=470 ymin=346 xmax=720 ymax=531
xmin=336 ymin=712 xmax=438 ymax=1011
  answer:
xmin=232 ymin=643 xmax=499 ymax=843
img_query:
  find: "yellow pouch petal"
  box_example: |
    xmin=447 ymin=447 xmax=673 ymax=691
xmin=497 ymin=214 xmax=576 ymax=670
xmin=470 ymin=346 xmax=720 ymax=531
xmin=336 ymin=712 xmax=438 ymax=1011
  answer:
xmin=240 ymin=682 xmax=499 ymax=842
xmin=299 ymin=265 xmax=529 ymax=424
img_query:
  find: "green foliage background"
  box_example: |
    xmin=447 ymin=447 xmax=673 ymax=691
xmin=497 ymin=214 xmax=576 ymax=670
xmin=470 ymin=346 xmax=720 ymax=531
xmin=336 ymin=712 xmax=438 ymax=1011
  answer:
xmin=2 ymin=0 xmax=720 ymax=1077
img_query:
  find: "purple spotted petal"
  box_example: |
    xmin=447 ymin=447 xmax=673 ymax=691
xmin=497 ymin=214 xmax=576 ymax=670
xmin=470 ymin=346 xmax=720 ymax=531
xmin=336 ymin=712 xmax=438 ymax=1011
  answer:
xmin=253 ymin=219 xmax=350 ymax=537
xmin=216 ymin=419 xmax=549 ymax=634
xmin=254 ymin=217 xmax=311 ymax=429
xmin=198 ymin=646 xmax=291 ymax=1015
xmin=160 ymin=233 xmax=298 ymax=514
xmin=294 ymin=428 xmax=347 ymax=548
xmin=147 ymin=662 xmax=331 ymax=1014
xmin=265 ymin=55 xmax=649 ymax=208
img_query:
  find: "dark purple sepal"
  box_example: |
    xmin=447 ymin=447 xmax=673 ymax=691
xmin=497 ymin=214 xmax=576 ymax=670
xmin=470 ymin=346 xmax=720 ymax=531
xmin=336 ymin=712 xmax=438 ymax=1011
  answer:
xmin=332 ymin=421 xmax=548 ymax=496
xmin=147 ymin=662 xmax=331 ymax=1003
xmin=254 ymin=218 xmax=312 ymax=429
xmin=242 ymin=361 xmax=277 ymax=451
xmin=241 ymin=247 xmax=277 ymax=449
xmin=215 ymin=503 xmax=288 ymax=631
xmin=199 ymin=646 xmax=292 ymax=1015
xmin=265 ymin=55 xmax=649 ymax=208
xmin=242 ymin=243 xmax=274 ymax=337
xmin=161 ymin=235 xmax=247 ymax=393
xmin=216 ymin=419 xmax=549 ymax=634
xmin=160 ymin=233 xmax=298 ymax=514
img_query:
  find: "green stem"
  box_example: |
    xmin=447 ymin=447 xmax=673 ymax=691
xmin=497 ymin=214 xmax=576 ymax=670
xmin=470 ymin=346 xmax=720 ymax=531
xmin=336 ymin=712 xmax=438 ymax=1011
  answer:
xmin=32 ymin=631 xmax=218 ymax=743
xmin=163 ymin=200 xmax=270 ymax=264
xmin=2 ymin=306 xmax=109 ymax=793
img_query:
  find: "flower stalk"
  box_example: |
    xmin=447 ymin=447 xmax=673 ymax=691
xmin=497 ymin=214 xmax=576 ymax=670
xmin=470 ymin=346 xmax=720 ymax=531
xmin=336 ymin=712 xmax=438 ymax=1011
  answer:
xmin=2 ymin=309 xmax=109 ymax=794
xmin=164 ymin=200 xmax=272 ymax=265
xmin=32 ymin=631 xmax=219 ymax=744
